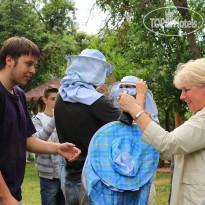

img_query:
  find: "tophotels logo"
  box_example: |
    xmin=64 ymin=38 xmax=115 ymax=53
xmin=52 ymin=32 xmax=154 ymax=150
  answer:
xmin=143 ymin=6 xmax=204 ymax=36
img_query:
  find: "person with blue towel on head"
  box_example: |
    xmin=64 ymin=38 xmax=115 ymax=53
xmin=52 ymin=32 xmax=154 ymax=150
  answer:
xmin=108 ymin=75 xmax=159 ymax=124
xmin=54 ymin=49 xmax=121 ymax=205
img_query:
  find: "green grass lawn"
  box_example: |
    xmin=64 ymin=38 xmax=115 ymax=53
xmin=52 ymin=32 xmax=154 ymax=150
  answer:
xmin=22 ymin=157 xmax=41 ymax=205
xmin=22 ymin=157 xmax=170 ymax=205
xmin=156 ymin=173 xmax=170 ymax=205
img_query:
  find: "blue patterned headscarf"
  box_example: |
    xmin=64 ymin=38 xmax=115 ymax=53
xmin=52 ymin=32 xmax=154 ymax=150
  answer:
xmin=108 ymin=76 xmax=159 ymax=123
xmin=82 ymin=121 xmax=159 ymax=205
xmin=59 ymin=49 xmax=114 ymax=105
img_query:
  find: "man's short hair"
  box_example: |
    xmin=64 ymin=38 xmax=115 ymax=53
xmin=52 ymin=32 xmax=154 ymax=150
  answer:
xmin=0 ymin=37 xmax=40 ymax=70
xmin=43 ymin=84 xmax=58 ymax=98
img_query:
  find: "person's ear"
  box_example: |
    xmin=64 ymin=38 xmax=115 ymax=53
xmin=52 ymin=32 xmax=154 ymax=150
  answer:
xmin=5 ymin=56 xmax=15 ymax=67
xmin=42 ymin=97 xmax=47 ymax=104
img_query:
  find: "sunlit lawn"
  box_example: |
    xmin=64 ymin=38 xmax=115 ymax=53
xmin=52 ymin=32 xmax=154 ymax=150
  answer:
xmin=156 ymin=173 xmax=170 ymax=205
xmin=22 ymin=157 xmax=41 ymax=205
xmin=22 ymin=157 xmax=170 ymax=205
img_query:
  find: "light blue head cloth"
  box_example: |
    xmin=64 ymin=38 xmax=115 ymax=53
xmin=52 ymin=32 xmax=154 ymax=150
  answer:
xmin=59 ymin=49 xmax=114 ymax=105
xmin=82 ymin=121 xmax=159 ymax=205
xmin=108 ymin=76 xmax=159 ymax=123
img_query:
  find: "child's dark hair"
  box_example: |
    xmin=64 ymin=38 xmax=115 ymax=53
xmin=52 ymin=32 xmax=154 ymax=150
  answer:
xmin=43 ymin=84 xmax=58 ymax=98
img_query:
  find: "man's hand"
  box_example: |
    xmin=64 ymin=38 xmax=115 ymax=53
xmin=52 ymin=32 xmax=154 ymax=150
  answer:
xmin=0 ymin=195 xmax=20 ymax=205
xmin=57 ymin=143 xmax=81 ymax=162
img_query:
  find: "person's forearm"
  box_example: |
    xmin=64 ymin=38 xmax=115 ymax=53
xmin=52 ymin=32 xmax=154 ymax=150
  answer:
xmin=136 ymin=94 xmax=145 ymax=109
xmin=32 ymin=118 xmax=55 ymax=141
xmin=27 ymin=136 xmax=60 ymax=154
xmin=0 ymin=171 xmax=13 ymax=202
xmin=130 ymin=110 xmax=152 ymax=132
xmin=135 ymin=78 xmax=147 ymax=109
xmin=27 ymin=136 xmax=81 ymax=162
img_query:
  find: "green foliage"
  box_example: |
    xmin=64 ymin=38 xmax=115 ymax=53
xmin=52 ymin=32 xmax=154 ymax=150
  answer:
xmin=22 ymin=156 xmax=41 ymax=205
xmin=0 ymin=0 xmax=43 ymax=45
xmin=93 ymin=0 xmax=204 ymax=127
xmin=40 ymin=0 xmax=76 ymax=34
xmin=156 ymin=173 xmax=171 ymax=205
xmin=32 ymin=31 xmax=93 ymax=88
xmin=32 ymin=33 xmax=77 ymax=87
xmin=0 ymin=0 xmax=93 ymax=90
xmin=74 ymin=32 xmax=93 ymax=53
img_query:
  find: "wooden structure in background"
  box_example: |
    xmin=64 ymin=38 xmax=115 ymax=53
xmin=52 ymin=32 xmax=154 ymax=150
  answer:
xmin=25 ymin=78 xmax=62 ymax=114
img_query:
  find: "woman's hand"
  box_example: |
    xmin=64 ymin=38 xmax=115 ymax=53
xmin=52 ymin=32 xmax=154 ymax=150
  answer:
xmin=119 ymin=93 xmax=142 ymax=118
xmin=119 ymin=93 xmax=152 ymax=132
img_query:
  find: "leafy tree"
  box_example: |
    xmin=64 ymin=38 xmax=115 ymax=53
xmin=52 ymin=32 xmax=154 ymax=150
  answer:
xmin=29 ymin=0 xmax=94 ymax=88
xmin=0 ymin=0 xmax=94 ymax=91
xmin=172 ymin=0 xmax=203 ymax=58
xmin=0 ymin=0 xmax=43 ymax=45
xmin=93 ymin=0 xmax=204 ymax=129
xmin=40 ymin=0 xmax=76 ymax=34
xmin=32 ymin=32 xmax=78 ymax=88
xmin=0 ymin=0 xmax=45 ymax=91
xmin=74 ymin=32 xmax=93 ymax=53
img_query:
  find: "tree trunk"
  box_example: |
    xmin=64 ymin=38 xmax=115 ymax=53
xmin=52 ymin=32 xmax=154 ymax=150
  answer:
xmin=165 ymin=109 xmax=170 ymax=132
xmin=174 ymin=112 xmax=181 ymax=127
xmin=172 ymin=0 xmax=202 ymax=59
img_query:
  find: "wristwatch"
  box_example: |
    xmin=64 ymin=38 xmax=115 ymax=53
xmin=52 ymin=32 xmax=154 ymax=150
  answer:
xmin=133 ymin=110 xmax=145 ymax=121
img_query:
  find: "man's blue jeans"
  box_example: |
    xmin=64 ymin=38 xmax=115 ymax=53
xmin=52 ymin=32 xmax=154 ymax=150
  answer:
xmin=64 ymin=179 xmax=81 ymax=205
xmin=40 ymin=177 xmax=65 ymax=205
xmin=56 ymin=155 xmax=66 ymax=197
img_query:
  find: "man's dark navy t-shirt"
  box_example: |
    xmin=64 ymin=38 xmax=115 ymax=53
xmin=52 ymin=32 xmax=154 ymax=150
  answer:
xmin=0 ymin=82 xmax=36 ymax=201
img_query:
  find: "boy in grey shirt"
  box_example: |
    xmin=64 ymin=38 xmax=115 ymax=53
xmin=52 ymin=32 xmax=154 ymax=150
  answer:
xmin=32 ymin=85 xmax=65 ymax=205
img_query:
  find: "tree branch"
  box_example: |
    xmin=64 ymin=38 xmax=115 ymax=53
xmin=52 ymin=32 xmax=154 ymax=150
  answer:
xmin=172 ymin=0 xmax=201 ymax=59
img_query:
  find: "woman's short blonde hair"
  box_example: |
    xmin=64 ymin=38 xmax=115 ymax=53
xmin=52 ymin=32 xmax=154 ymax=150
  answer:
xmin=174 ymin=58 xmax=205 ymax=89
